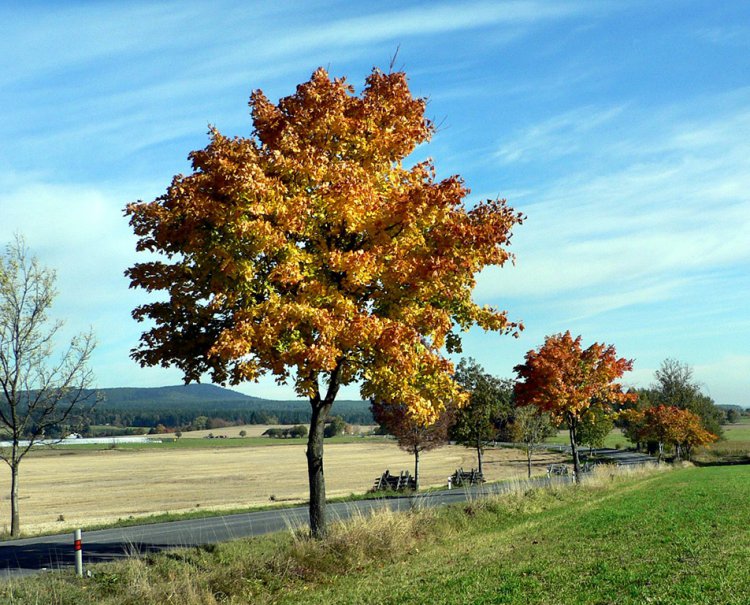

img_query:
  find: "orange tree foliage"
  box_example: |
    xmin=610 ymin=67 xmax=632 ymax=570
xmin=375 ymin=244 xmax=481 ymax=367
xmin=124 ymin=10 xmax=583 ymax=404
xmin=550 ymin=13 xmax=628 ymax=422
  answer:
xmin=624 ymin=405 xmax=717 ymax=461
xmin=513 ymin=331 xmax=633 ymax=478
xmin=125 ymin=67 xmax=522 ymax=535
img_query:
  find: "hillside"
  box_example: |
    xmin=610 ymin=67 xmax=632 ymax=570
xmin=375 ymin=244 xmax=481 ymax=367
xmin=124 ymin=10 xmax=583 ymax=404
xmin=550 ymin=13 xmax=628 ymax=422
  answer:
xmin=86 ymin=384 xmax=373 ymax=427
xmin=100 ymin=383 xmax=257 ymax=405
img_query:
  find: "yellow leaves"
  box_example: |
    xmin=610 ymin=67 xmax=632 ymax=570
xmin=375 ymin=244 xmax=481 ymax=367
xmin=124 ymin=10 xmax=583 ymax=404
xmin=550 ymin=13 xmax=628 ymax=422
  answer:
xmin=126 ymin=65 xmax=521 ymax=412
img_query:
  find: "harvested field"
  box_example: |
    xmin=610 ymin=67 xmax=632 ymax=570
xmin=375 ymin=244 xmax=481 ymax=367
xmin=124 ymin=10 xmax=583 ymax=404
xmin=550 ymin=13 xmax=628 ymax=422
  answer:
xmin=0 ymin=442 xmax=564 ymax=535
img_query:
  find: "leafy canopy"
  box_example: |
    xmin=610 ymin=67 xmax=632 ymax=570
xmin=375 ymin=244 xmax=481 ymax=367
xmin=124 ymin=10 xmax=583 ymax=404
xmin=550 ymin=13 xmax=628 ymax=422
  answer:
xmin=623 ymin=405 xmax=718 ymax=452
xmin=513 ymin=331 xmax=634 ymax=424
xmin=451 ymin=358 xmax=513 ymax=446
xmin=371 ymin=399 xmax=453 ymax=456
xmin=125 ymin=67 xmax=522 ymax=423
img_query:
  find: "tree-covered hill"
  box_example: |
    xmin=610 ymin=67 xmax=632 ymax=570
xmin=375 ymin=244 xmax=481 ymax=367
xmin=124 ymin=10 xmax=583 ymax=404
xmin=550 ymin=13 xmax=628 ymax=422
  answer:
xmin=84 ymin=384 xmax=372 ymax=429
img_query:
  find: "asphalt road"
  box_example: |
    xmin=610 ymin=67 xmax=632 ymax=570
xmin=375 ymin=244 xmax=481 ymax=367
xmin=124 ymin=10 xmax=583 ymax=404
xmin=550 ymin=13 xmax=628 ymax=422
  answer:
xmin=0 ymin=482 xmax=546 ymax=578
xmin=0 ymin=447 xmax=655 ymax=578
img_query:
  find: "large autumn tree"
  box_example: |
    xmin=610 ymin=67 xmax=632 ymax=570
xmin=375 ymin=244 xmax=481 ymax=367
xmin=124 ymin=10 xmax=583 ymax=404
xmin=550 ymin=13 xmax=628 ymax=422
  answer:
xmin=125 ymin=67 xmax=522 ymax=537
xmin=513 ymin=331 xmax=633 ymax=480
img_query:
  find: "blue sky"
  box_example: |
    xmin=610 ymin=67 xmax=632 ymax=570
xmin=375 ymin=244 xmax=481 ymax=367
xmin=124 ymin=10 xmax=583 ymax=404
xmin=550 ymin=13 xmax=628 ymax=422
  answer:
xmin=2 ymin=1 xmax=748 ymax=406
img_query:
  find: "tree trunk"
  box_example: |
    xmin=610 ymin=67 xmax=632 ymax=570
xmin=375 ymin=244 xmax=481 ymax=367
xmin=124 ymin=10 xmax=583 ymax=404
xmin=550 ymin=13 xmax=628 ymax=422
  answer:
xmin=568 ymin=416 xmax=581 ymax=483
xmin=476 ymin=436 xmax=483 ymax=476
xmin=10 ymin=462 xmax=20 ymax=537
xmin=414 ymin=448 xmax=420 ymax=491
xmin=306 ymin=400 xmax=333 ymax=538
xmin=526 ymin=444 xmax=532 ymax=478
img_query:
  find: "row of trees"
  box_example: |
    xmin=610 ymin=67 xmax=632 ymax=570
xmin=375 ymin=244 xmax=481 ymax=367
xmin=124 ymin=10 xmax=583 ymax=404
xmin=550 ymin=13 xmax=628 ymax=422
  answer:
xmin=374 ymin=341 xmax=723 ymax=489
xmin=80 ymin=398 xmax=375 ymax=431
xmin=371 ymin=350 xmax=613 ymax=487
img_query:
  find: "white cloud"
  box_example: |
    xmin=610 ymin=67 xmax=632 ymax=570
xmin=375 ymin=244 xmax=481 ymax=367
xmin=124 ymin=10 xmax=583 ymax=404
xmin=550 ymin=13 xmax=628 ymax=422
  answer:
xmin=478 ymin=94 xmax=750 ymax=322
xmin=0 ymin=177 xmax=157 ymax=380
xmin=495 ymin=105 xmax=626 ymax=164
xmin=694 ymin=355 xmax=750 ymax=406
xmin=695 ymin=25 xmax=750 ymax=47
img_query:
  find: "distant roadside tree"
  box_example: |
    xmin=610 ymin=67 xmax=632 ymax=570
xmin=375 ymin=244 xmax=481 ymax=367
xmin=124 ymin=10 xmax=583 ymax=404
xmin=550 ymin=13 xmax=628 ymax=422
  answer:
xmin=125 ymin=67 xmax=522 ymax=537
xmin=0 ymin=237 xmax=96 ymax=536
xmin=635 ymin=405 xmax=718 ymax=462
xmin=238 ymin=429 xmax=247 ymax=438
xmin=652 ymin=359 xmax=723 ymax=437
xmin=576 ymin=401 xmax=615 ymax=456
xmin=679 ymin=410 xmax=718 ymax=460
xmin=175 ymin=430 xmax=183 ymax=439
xmin=726 ymin=408 xmax=741 ymax=424
xmin=514 ymin=332 xmax=634 ymax=481
xmin=511 ymin=405 xmax=556 ymax=478
xmin=451 ymin=359 xmax=513 ymax=476
xmin=371 ymin=399 xmax=453 ymax=490
xmin=618 ymin=407 xmax=649 ymax=451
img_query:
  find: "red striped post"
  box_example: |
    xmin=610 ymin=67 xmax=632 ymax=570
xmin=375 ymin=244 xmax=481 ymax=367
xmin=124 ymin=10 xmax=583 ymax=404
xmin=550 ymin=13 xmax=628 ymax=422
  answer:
xmin=74 ymin=529 xmax=83 ymax=577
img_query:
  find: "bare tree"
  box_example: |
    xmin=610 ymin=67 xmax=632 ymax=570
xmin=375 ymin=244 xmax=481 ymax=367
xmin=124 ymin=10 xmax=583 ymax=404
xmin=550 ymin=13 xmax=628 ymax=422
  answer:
xmin=0 ymin=237 xmax=95 ymax=536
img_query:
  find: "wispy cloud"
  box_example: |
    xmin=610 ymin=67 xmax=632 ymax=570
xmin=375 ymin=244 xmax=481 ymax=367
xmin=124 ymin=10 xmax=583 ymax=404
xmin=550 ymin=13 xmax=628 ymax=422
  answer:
xmin=478 ymin=91 xmax=750 ymax=323
xmin=695 ymin=25 xmax=750 ymax=47
xmin=495 ymin=105 xmax=626 ymax=164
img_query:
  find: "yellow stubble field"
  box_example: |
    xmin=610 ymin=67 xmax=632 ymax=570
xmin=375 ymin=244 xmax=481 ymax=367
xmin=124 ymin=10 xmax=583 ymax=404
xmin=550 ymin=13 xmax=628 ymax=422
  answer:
xmin=0 ymin=441 xmax=564 ymax=535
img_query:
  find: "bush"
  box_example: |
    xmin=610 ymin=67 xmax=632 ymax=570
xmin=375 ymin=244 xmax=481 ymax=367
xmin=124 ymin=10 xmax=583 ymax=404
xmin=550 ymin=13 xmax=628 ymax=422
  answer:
xmin=324 ymin=416 xmax=346 ymax=438
xmin=289 ymin=425 xmax=308 ymax=438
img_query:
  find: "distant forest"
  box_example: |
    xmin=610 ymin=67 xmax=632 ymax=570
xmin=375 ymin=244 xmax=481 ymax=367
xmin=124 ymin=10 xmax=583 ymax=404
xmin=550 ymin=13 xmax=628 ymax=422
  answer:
xmin=79 ymin=384 xmax=373 ymax=430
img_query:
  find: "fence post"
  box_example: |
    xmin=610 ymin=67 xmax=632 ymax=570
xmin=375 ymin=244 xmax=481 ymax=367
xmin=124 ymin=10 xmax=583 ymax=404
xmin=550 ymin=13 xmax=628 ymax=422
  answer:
xmin=74 ymin=528 xmax=83 ymax=577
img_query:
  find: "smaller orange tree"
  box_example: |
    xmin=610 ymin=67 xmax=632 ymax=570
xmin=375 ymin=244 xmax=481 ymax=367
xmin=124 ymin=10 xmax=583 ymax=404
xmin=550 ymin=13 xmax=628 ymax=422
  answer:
xmin=513 ymin=331 xmax=633 ymax=479
xmin=679 ymin=410 xmax=718 ymax=460
xmin=634 ymin=405 xmax=717 ymax=461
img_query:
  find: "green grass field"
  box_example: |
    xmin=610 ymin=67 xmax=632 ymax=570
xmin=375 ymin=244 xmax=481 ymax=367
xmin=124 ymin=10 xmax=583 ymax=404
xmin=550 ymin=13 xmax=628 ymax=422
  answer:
xmin=721 ymin=417 xmax=750 ymax=441
xmin=4 ymin=465 xmax=748 ymax=604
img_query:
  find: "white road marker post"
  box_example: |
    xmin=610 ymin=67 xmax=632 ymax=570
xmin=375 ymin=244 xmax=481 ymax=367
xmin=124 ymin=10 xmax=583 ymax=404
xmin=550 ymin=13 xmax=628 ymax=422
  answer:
xmin=74 ymin=529 xmax=83 ymax=577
